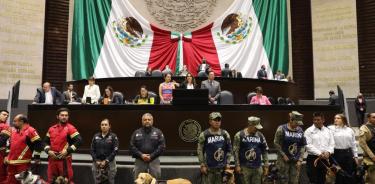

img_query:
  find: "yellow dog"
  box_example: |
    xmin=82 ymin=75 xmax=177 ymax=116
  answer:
xmin=134 ymin=173 xmax=192 ymax=184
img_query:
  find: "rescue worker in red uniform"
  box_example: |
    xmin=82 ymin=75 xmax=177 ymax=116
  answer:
xmin=0 ymin=110 xmax=10 ymax=183
xmin=44 ymin=108 xmax=82 ymax=183
xmin=5 ymin=114 xmax=43 ymax=184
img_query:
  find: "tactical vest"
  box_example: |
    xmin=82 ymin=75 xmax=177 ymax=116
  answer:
xmin=366 ymin=124 xmax=375 ymax=154
xmin=204 ymin=129 xmax=229 ymax=168
xmin=239 ymin=131 xmax=265 ymax=168
xmin=281 ymin=124 xmax=305 ymax=161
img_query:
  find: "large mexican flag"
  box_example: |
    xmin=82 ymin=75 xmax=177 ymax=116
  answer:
xmin=72 ymin=0 xmax=288 ymax=80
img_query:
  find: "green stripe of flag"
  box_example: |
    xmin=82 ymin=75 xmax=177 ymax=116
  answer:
xmin=72 ymin=0 xmax=112 ymax=80
xmin=253 ymin=0 xmax=289 ymax=74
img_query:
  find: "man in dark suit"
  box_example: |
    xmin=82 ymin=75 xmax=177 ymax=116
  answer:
xmin=63 ymin=84 xmax=80 ymax=104
xmin=221 ymin=63 xmax=232 ymax=78
xmin=257 ymin=65 xmax=268 ymax=79
xmin=197 ymin=58 xmax=210 ymax=74
xmin=328 ymin=90 xmax=339 ymax=105
xmin=201 ymin=71 xmax=221 ymax=104
xmin=33 ymin=82 xmax=64 ymax=105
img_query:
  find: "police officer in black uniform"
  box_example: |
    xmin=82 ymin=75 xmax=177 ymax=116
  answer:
xmin=129 ymin=113 xmax=166 ymax=180
xmin=91 ymin=119 xmax=119 ymax=184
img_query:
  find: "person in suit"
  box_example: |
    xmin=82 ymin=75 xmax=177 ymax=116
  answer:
xmin=355 ymin=93 xmax=366 ymax=125
xmin=328 ymin=90 xmax=339 ymax=105
xmin=33 ymin=82 xmax=64 ymax=105
xmin=197 ymin=58 xmax=210 ymax=74
xmin=100 ymin=86 xmax=123 ymax=105
xmin=201 ymin=71 xmax=221 ymax=104
xmin=63 ymin=84 xmax=80 ymax=104
xmin=179 ymin=73 xmax=197 ymax=89
xmin=221 ymin=63 xmax=232 ymax=78
xmin=257 ymin=65 xmax=268 ymax=79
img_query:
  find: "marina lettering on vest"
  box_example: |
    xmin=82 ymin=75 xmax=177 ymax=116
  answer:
xmin=285 ymin=131 xmax=303 ymax=138
xmin=207 ymin=136 xmax=225 ymax=144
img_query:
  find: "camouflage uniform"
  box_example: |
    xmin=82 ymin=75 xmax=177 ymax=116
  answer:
xmin=359 ymin=123 xmax=375 ymax=184
xmin=197 ymin=112 xmax=232 ymax=184
xmin=273 ymin=111 xmax=306 ymax=184
xmin=233 ymin=116 xmax=269 ymax=184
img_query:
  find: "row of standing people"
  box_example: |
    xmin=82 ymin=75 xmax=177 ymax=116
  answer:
xmin=197 ymin=111 xmax=375 ymax=184
xmin=0 ymin=108 xmax=82 ymax=184
xmin=0 ymin=108 xmax=165 ymax=184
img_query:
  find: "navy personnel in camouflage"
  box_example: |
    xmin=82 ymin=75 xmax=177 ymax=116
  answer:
xmin=233 ymin=116 xmax=269 ymax=184
xmin=197 ymin=112 xmax=232 ymax=184
xmin=358 ymin=112 xmax=375 ymax=183
xmin=273 ymin=111 xmax=306 ymax=184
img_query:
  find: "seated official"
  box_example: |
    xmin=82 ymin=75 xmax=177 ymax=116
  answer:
xmin=274 ymin=70 xmax=285 ymax=80
xmin=201 ymin=71 xmax=221 ymax=104
xmin=100 ymin=86 xmax=123 ymax=105
xmin=221 ymin=63 xmax=232 ymax=78
xmin=250 ymin=86 xmax=271 ymax=105
xmin=63 ymin=83 xmax=81 ymax=104
xmin=178 ymin=65 xmax=189 ymax=77
xmin=197 ymin=58 xmax=210 ymax=74
xmin=133 ymin=85 xmax=155 ymax=104
xmin=82 ymin=76 xmax=101 ymax=104
xmin=231 ymin=69 xmax=242 ymax=78
xmin=179 ymin=73 xmax=197 ymax=89
xmin=33 ymin=82 xmax=64 ymax=105
xmin=162 ymin=65 xmax=173 ymax=76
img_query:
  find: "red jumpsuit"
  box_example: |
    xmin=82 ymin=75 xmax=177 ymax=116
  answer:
xmin=7 ymin=124 xmax=41 ymax=184
xmin=44 ymin=122 xmax=81 ymax=183
xmin=0 ymin=122 xmax=10 ymax=184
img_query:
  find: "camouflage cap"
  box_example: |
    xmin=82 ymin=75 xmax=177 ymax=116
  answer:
xmin=248 ymin=116 xmax=263 ymax=129
xmin=290 ymin=111 xmax=303 ymax=125
xmin=209 ymin=112 xmax=222 ymax=120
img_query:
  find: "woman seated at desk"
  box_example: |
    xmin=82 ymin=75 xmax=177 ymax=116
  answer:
xmin=133 ymin=85 xmax=155 ymax=104
xmin=179 ymin=73 xmax=197 ymax=89
xmin=100 ymin=86 xmax=123 ymax=104
xmin=250 ymin=86 xmax=271 ymax=105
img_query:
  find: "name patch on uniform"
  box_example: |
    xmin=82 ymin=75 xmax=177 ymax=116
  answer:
xmin=285 ymin=131 xmax=303 ymax=138
xmin=207 ymin=136 xmax=224 ymax=144
xmin=242 ymin=137 xmax=261 ymax=143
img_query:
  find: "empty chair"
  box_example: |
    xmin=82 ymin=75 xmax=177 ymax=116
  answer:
xmin=151 ymin=70 xmax=163 ymax=77
xmin=286 ymin=97 xmax=295 ymax=105
xmin=113 ymin=91 xmax=124 ymax=104
xmin=197 ymin=71 xmax=208 ymax=78
xmin=268 ymin=97 xmax=275 ymax=105
xmin=218 ymin=90 xmax=234 ymax=105
xmin=277 ymin=97 xmax=286 ymax=105
xmin=134 ymin=71 xmax=146 ymax=77
xmin=247 ymin=92 xmax=256 ymax=104
xmin=148 ymin=91 xmax=159 ymax=104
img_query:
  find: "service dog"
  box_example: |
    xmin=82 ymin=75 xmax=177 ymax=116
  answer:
xmin=134 ymin=172 xmax=192 ymax=184
xmin=14 ymin=170 xmax=47 ymax=184
xmin=222 ymin=169 xmax=235 ymax=184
